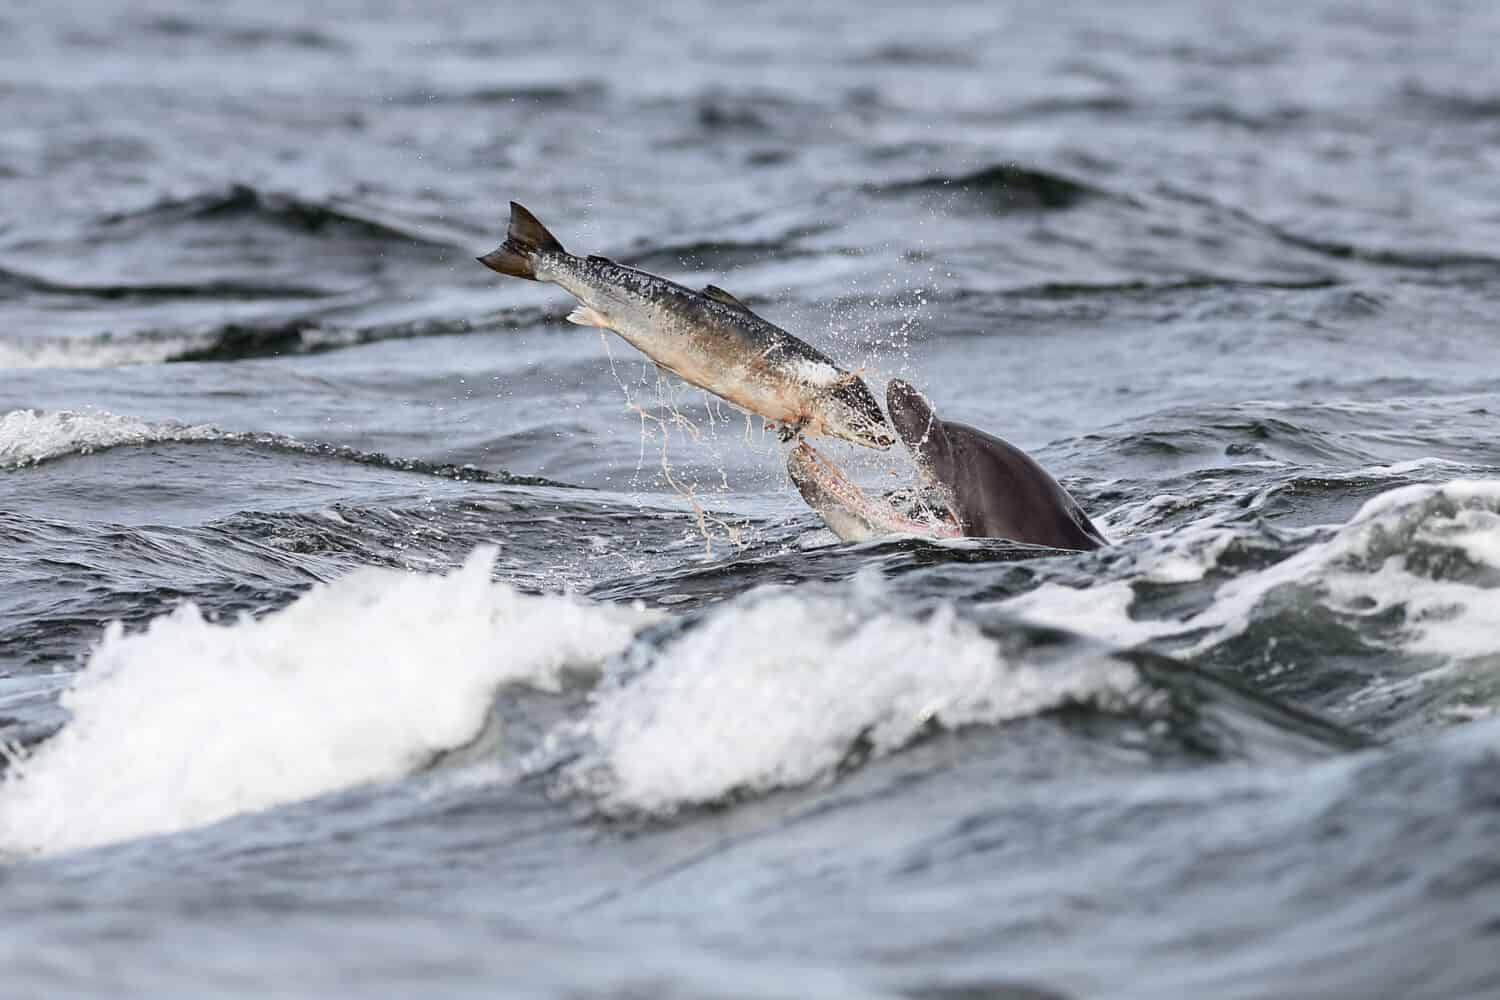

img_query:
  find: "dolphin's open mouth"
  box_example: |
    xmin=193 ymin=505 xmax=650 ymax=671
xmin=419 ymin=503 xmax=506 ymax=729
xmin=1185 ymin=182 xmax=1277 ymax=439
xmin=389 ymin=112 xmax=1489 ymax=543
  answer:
xmin=787 ymin=443 xmax=961 ymax=541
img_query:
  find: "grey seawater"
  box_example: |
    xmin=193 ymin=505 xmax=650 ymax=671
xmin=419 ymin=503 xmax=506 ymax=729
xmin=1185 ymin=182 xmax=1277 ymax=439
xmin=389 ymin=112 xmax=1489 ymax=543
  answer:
xmin=3 ymin=0 xmax=1500 ymax=996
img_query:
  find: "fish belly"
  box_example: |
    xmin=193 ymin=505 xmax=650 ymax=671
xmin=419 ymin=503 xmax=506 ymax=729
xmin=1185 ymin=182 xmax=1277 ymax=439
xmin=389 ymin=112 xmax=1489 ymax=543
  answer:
xmin=598 ymin=309 xmax=812 ymax=426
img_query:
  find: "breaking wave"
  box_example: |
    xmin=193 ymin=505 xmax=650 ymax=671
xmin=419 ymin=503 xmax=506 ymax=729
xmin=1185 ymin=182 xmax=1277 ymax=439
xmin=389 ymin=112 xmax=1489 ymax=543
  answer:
xmin=0 ymin=408 xmax=563 ymax=485
xmin=1005 ymin=479 xmax=1500 ymax=731
xmin=0 ymin=409 xmax=223 ymax=467
xmin=0 ymin=306 xmax=559 ymax=369
xmin=0 ymin=329 xmax=235 ymax=368
xmin=558 ymin=584 xmax=1142 ymax=815
xmin=0 ymin=548 xmax=650 ymax=855
xmin=0 ymin=539 xmax=1391 ymax=853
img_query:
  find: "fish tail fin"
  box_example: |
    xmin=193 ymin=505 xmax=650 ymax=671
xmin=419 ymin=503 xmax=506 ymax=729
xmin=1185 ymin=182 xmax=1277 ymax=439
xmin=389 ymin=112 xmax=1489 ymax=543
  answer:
xmin=506 ymin=201 xmax=565 ymax=256
xmin=476 ymin=201 xmax=566 ymax=281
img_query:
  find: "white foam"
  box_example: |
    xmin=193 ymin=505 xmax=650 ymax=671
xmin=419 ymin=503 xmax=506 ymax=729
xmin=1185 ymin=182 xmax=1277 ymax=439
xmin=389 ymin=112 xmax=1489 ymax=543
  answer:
xmin=1006 ymin=479 xmax=1500 ymax=667
xmin=564 ymin=583 xmax=1140 ymax=814
xmin=1333 ymin=496 xmax=1500 ymax=660
xmin=1004 ymin=579 xmax=1170 ymax=649
xmin=1099 ymin=459 xmax=1477 ymax=536
xmin=0 ymin=408 xmax=224 ymax=468
xmin=0 ymin=333 xmax=209 ymax=369
xmin=0 ymin=548 xmax=651 ymax=855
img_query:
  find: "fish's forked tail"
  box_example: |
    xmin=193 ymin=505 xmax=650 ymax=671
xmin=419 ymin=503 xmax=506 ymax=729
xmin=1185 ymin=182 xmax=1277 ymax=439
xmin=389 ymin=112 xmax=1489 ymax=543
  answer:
xmin=476 ymin=201 xmax=566 ymax=280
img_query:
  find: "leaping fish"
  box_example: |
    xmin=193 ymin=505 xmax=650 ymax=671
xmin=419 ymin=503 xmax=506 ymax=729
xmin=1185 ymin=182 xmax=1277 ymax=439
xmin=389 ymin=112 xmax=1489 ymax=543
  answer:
xmin=477 ymin=202 xmax=894 ymax=449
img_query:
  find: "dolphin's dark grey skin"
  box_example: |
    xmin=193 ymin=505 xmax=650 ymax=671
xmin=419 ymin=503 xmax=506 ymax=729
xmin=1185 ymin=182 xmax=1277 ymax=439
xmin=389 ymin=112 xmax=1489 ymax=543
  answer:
xmin=789 ymin=380 xmax=1106 ymax=550
xmin=885 ymin=379 xmax=1105 ymax=549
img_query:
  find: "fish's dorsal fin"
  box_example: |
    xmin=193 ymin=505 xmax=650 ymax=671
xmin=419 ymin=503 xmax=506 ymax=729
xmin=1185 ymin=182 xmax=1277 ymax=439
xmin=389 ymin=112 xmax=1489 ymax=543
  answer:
xmin=586 ymin=254 xmax=615 ymax=265
xmin=702 ymin=284 xmax=750 ymax=310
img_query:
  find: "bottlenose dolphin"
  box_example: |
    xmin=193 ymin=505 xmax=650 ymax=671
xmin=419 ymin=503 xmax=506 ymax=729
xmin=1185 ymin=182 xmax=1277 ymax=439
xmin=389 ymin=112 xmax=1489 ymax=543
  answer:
xmin=478 ymin=203 xmax=894 ymax=449
xmin=790 ymin=379 xmax=1106 ymax=550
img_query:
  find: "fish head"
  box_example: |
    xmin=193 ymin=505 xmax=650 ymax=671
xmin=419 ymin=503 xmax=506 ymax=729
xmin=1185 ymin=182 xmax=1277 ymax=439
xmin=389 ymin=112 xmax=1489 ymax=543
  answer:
xmin=886 ymin=378 xmax=957 ymax=484
xmin=821 ymin=374 xmax=895 ymax=449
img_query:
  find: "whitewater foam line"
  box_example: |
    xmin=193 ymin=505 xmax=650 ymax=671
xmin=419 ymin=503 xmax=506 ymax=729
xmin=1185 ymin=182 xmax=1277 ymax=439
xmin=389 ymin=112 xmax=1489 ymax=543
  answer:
xmin=1006 ymin=478 xmax=1500 ymax=664
xmin=0 ymin=331 xmax=219 ymax=369
xmin=0 ymin=408 xmax=224 ymax=467
xmin=0 ymin=305 xmax=558 ymax=370
xmin=0 ymin=548 xmax=651 ymax=856
xmin=0 ymin=408 xmax=563 ymax=485
xmin=560 ymin=583 xmax=1140 ymax=815
xmin=1099 ymin=456 xmax=1477 ymax=535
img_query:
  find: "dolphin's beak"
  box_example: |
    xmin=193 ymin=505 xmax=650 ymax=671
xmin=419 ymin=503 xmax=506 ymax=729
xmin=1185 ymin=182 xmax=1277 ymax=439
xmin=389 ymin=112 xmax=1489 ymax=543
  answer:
xmin=886 ymin=379 xmax=939 ymax=461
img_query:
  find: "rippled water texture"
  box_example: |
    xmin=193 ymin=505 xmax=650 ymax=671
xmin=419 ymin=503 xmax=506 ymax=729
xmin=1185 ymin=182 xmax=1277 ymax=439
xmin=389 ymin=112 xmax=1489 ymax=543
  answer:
xmin=2 ymin=1 xmax=1499 ymax=997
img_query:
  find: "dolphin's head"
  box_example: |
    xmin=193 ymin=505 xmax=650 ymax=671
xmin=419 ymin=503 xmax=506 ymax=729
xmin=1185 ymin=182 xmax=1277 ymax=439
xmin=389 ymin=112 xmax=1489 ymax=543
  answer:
xmin=886 ymin=378 xmax=956 ymax=483
xmin=821 ymin=374 xmax=895 ymax=450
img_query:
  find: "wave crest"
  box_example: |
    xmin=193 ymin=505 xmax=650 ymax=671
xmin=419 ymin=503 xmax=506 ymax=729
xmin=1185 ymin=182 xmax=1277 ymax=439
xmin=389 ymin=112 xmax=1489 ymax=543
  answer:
xmin=0 ymin=548 xmax=650 ymax=855
xmin=0 ymin=307 xmax=561 ymax=369
xmin=0 ymin=408 xmax=563 ymax=485
xmin=0 ymin=409 xmax=222 ymax=467
xmin=1007 ymin=479 xmax=1500 ymax=731
xmin=872 ymin=163 xmax=1114 ymax=211
xmin=559 ymin=587 xmax=1141 ymax=815
xmin=97 ymin=183 xmax=458 ymax=250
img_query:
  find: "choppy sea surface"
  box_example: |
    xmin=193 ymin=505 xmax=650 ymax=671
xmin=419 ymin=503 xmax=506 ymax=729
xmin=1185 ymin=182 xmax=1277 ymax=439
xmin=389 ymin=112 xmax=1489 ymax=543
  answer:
xmin=3 ymin=1 xmax=1500 ymax=996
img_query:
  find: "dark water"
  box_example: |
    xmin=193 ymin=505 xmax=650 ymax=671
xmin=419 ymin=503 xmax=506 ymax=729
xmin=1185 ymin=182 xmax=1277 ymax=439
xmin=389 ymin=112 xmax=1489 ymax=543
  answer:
xmin=4 ymin=0 xmax=1500 ymax=996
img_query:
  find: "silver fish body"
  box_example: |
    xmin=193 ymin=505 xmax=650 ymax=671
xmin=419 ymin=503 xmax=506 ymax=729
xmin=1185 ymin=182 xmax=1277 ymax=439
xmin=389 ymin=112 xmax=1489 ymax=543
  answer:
xmin=478 ymin=203 xmax=893 ymax=449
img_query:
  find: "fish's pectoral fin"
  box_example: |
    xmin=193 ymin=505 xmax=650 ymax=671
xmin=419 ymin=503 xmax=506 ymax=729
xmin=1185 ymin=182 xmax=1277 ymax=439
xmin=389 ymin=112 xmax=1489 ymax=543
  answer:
xmin=702 ymin=284 xmax=751 ymax=310
xmin=566 ymin=305 xmax=610 ymax=328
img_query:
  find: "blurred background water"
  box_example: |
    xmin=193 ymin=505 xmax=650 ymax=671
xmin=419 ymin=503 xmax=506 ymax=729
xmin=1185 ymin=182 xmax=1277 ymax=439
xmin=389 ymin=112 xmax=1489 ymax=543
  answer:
xmin=2 ymin=1 xmax=1499 ymax=996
